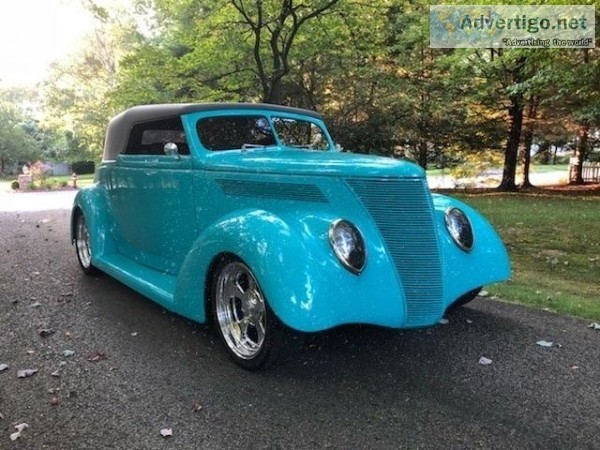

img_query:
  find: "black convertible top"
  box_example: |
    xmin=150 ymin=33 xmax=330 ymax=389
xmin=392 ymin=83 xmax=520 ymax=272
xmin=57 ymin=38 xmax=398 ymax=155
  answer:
xmin=103 ymin=103 xmax=323 ymax=161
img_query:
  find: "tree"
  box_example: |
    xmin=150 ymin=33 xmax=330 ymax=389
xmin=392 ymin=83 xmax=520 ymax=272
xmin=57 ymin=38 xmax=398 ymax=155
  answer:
xmin=0 ymin=99 xmax=40 ymax=174
xmin=42 ymin=4 xmax=139 ymax=161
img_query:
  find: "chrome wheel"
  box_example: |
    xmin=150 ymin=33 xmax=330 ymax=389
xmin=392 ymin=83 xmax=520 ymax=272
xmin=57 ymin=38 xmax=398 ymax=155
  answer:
xmin=75 ymin=213 xmax=92 ymax=270
xmin=214 ymin=261 xmax=267 ymax=361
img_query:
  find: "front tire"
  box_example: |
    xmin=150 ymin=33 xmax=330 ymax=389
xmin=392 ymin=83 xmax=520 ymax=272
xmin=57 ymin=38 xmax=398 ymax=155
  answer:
xmin=74 ymin=211 xmax=99 ymax=275
xmin=211 ymin=256 xmax=282 ymax=370
xmin=449 ymin=287 xmax=482 ymax=309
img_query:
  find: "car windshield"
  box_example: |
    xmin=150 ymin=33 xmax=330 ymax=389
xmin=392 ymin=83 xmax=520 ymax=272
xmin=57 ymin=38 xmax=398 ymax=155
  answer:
xmin=197 ymin=116 xmax=276 ymax=151
xmin=196 ymin=115 xmax=329 ymax=151
xmin=271 ymin=117 xmax=329 ymax=150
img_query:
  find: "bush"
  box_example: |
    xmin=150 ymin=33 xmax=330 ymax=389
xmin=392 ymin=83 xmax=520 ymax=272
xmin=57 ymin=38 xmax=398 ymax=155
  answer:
xmin=71 ymin=161 xmax=95 ymax=174
xmin=10 ymin=180 xmax=19 ymax=190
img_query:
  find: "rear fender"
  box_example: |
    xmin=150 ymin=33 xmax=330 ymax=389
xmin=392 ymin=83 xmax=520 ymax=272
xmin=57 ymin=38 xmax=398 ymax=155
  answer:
xmin=71 ymin=186 xmax=116 ymax=261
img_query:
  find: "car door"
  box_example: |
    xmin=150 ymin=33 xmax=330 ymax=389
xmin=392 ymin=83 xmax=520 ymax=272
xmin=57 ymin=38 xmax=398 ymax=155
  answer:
xmin=108 ymin=117 xmax=197 ymax=275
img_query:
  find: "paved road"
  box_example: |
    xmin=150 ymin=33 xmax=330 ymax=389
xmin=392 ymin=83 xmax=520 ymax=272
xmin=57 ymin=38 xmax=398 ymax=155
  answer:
xmin=1 ymin=196 xmax=599 ymax=449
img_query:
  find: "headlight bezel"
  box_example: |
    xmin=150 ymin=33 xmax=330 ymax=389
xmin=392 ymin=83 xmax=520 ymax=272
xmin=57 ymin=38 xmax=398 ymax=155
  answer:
xmin=444 ymin=207 xmax=474 ymax=252
xmin=328 ymin=219 xmax=367 ymax=275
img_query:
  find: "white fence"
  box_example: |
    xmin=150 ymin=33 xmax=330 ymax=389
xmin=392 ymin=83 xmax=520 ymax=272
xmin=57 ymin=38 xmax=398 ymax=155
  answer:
xmin=569 ymin=161 xmax=600 ymax=183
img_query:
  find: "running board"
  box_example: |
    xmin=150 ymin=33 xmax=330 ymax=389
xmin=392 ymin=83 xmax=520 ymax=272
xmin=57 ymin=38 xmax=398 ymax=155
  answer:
xmin=95 ymin=254 xmax=177 ymax=309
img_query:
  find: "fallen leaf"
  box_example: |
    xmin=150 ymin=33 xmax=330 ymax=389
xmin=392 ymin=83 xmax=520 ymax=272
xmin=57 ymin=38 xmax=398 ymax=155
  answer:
xmin=571 ymin=365 xmax=580 ymax=370
xmin=50 ymin=370 xmax=60 ymax=377
xmin=62 ymin=350 xmax=75 ymax=357
xmin=192 ymin=402 xmax=203 ymax=412
xmin=131 ymin=332 xmax=138 ymax=337
xmin=30 ymin=302 xmax=42 ymax=308
xmin=536 ymin=340 xmax=554 ymax=347
xmin=17 ymin=369 xmax=38 ymax=378
xmin=87 ymin=352 xmax=107 ymax=363
xmin=26 ymin=350 xmax=35 ymax=355
xmin=465 ymin=319 xmax=473 ymax=324
xmin=0 ymin=364 xmax=8 ymax=372
xmin=438 ymin=318 xmax=449 ymax=325
xmin=478 ymin=356 xmax=493 ymax=366
xmin=39 ymin=328 xmax=55 ymax=338
xmin=479 ymin=290 xmax=489 ymax=297
xmin=10 ymin=422 xmax=29 ymax=441
xmin=160 ymin=428 xmax=173 ymax=438
xmin=588 ymin=323 xmax=600 ymax=330
xmin=14 ymin=423 xmax=28 ymax=433
xmin=10 ymin=432 xmax=21 ymax=441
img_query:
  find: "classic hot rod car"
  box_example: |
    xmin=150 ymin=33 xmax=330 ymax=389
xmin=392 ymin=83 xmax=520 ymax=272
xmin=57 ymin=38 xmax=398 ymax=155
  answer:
xmin=71 ymin=103 xmax=510 ymax=369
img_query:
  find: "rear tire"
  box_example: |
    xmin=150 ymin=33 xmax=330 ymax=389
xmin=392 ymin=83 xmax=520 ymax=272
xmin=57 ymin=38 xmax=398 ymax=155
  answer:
xmin=210 ymin=256 xmax=284 ymax=370
xmin=74 ymin=211 xmax=99 ymax=275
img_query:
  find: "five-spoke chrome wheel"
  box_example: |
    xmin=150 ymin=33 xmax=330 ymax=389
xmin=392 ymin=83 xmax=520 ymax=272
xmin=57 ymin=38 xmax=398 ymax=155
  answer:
xmin=214 ymin=260 xmax=267 ymax=363
xmin=75 ymin=212 xmax=97 ymax=275
xmin=211 ymin=256 xmax=293 ymax=369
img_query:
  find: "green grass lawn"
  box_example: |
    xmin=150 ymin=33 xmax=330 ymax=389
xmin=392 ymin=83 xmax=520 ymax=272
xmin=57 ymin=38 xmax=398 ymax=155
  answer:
xmin=46 ymin=173 xmax=95 ymax=188
xmin=0 ymin=174 xmax=95 ymax=191
xmin=456 ymin=192 xmax=600 ymax=321
xmin=529 ymin=164 xmax=569 ymax=173
xmin=427 ymin=164 xmax=568 ymax=176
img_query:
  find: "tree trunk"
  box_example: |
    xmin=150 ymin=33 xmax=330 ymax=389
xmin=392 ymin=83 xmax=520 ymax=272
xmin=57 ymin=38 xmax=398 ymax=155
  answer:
xmin=571 ymin=124 xmax=589 ymax=184
xmin=498 ymin=95 xmax=524 ymax=191
xmin=0 ymin=157 xmax=5 ymax=176
xmin=521 ymin=128 xmax=533 ymax=188
xmin=417 ymin=140 xmax=428 ymax=169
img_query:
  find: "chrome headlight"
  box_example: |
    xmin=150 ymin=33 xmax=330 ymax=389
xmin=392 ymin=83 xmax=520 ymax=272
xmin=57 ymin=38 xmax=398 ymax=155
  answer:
xmin=329 ymin=219 xmax=366 ymax=274
xmin=445 ymin=207 xmax=474 ymax=252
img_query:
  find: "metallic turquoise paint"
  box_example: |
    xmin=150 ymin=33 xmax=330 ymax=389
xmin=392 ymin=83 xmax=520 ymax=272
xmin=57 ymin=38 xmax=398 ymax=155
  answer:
xmin=431 ymin=194 xmax=511 ymax=307
xmin=72 ymin=105 xmax=511 ymax=333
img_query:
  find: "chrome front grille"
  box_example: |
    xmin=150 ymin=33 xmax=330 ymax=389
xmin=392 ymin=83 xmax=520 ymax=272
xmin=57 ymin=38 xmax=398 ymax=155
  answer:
xmin=346 ymin=177 xmax=443 ymax=327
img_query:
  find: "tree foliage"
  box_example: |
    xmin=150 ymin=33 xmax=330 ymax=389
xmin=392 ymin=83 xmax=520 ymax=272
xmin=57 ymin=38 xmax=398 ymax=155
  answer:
xmin=0 ymin=90 xmax=42 ymax=174
xmin=39 ymin=0 xmax=600 ymax=189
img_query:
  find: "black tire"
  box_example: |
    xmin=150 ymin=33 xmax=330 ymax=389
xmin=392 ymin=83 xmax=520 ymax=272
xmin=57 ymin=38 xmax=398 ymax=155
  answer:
xmin=74 ymin=211 xmax=100 ymax=275
xmin=210 ymin=255 xmax=285 ymax=370
xmin=449 ymin=287 xmax=482 ymax=310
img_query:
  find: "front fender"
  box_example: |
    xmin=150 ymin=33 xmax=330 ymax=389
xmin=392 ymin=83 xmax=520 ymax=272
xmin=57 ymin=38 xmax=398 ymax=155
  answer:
xmin=174 ymin=208 xmax=405 ymax=332
xmin=432 ymin=194 xmax=511 ymax=308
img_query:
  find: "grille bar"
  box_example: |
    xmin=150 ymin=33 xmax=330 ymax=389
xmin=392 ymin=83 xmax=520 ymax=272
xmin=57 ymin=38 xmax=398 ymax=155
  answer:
xmin=346 ymin=177 xmax=443 ymax=327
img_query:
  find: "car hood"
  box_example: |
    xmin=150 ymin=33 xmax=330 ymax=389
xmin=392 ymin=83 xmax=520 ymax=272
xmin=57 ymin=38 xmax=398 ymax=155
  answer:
xmin=202 ymin=150 xmax=425 ymax=178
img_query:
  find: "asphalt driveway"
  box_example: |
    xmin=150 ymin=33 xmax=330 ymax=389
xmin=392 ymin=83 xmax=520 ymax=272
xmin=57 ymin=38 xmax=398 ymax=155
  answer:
xmin=0 ymin=195 xmax=599 ymax=449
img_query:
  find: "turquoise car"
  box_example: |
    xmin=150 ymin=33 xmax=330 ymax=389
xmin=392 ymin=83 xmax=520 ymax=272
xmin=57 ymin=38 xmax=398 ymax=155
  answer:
xmin=71 ymin=103 xmax=510 ymax=369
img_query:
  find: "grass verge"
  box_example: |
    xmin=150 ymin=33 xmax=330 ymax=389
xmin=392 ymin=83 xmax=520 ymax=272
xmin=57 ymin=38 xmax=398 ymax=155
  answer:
xmin=455 ymin=191 xmax=600 ymax=321
xmin=46 ymin=173 xmax=95 ymax=188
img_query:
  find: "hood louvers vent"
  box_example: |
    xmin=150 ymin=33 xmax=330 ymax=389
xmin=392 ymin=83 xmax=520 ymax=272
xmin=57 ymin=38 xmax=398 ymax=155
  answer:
xmin=215 ymin=179 xmax=328 ymax=203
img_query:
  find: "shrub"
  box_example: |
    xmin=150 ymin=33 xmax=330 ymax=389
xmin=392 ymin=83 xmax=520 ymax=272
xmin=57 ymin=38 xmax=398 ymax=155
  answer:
xmin=10 ymin=180 xmax=19 ymax=190
xmin=71 ymin=161 xmax=95 ymax=174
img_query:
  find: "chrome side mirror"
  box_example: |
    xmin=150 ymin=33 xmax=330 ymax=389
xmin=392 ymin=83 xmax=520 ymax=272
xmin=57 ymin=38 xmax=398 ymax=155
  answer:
xmin=164 ymin=142 xmax=180 ymax=159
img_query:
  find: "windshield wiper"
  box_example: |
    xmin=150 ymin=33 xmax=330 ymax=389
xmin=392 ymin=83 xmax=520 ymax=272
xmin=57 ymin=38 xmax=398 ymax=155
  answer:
xmin=241 ymin=143 xmax=277 ymax=152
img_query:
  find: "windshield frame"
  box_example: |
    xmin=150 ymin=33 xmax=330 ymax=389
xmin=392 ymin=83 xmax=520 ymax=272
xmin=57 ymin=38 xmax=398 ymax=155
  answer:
xmin=188 ymin=109 xmax=335 ymax=154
